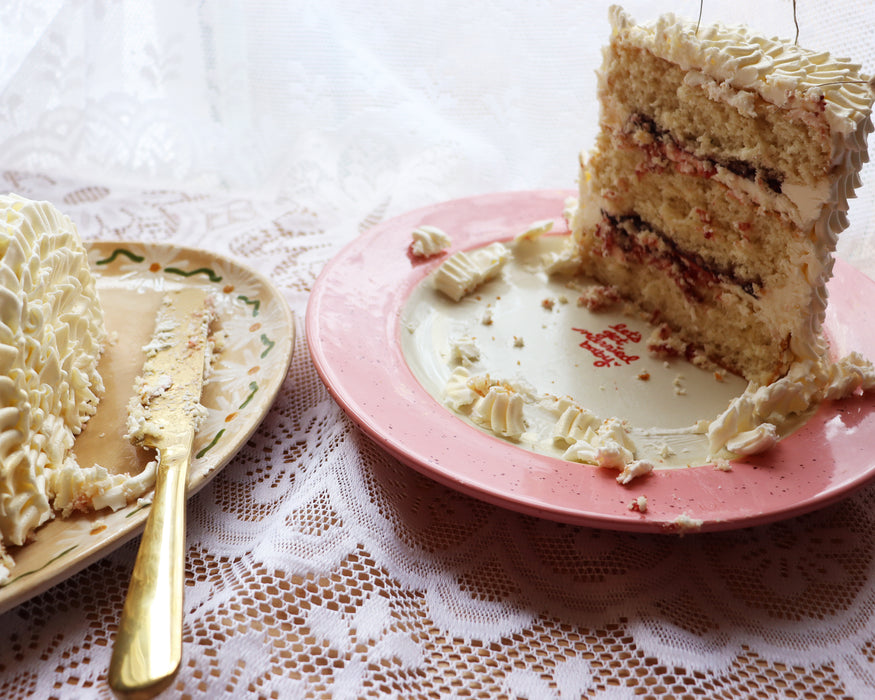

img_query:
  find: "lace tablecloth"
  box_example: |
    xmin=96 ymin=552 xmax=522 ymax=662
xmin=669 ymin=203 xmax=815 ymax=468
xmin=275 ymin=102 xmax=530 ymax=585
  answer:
xmin=2 ymin=1 xmax=875 ymax=698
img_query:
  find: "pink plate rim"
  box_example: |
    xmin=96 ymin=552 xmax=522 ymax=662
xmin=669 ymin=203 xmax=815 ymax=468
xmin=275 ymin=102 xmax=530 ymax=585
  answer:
xmin=306 ymin=189 xmax=875 ymax=533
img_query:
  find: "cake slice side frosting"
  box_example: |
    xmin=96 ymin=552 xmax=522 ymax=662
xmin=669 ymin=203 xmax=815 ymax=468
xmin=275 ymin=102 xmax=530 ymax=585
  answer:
xmin=0 ymin=195 xmax=107 ymax=569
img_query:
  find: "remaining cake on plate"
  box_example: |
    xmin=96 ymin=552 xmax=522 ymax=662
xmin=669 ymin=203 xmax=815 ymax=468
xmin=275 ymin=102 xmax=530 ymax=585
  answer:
xmin=571 ymin=6 xmax=875 ymax=386
xmin=422 ymin=6 xmax=875 ymax=466
xmin=0 ymin=194 xmax=114 ymax=579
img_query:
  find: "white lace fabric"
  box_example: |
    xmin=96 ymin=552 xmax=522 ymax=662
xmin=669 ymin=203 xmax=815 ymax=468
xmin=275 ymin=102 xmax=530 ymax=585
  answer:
xmin=1 ymin=1 xmax=875 ymax=698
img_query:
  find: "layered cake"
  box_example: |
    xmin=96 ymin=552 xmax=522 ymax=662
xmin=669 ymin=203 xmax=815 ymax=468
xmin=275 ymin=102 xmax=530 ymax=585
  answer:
xmin=571 ymin=6 xmax=875 ymax=385
xmin=0 ymin=194 xmax=112 ymax=579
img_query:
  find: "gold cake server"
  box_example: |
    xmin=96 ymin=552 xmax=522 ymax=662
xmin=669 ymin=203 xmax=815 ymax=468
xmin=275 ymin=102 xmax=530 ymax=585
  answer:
xmin=109 ymin=288 xmax=212 ymax=697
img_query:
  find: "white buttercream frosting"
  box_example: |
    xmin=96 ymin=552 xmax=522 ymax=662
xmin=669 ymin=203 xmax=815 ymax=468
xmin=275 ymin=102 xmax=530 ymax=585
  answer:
xmin=562 ymin=417 xmax=635 ymax=468
xmin=617 ymin=459 xmax=655 ymax=486
xmin=0 ymin=194 xmax=106 ymax=564
xmin=433 ymin=242 xmax=509 ymax=301
xmin=448 ymin=336 xmax=481 ymax=367
xmin=513 ymin=219 xmax=554 ymax=244
xmin=443 ymin=366 xmax=479 ymax=411
xmin=470 ymin=385 xmax=527 ymax=440
xmin=552 ymin=401 xmax=599 ymax=445
xmin=708 ymin=352 xmax=875 ymax=457
xmin=410 ymin=225 xmax=452 ymax=258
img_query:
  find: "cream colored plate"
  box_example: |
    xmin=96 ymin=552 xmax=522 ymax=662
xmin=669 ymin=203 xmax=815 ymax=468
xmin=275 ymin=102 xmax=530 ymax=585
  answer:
xmin=0 ymin=242 xmax=294 ymax=614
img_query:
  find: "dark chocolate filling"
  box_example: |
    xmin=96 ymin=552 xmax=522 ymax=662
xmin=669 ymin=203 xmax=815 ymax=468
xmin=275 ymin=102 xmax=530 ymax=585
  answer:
xmin=597 ymin=210 xmax=762 ymax=301
xmin=626 ymin=113 xmax=784 ymax=195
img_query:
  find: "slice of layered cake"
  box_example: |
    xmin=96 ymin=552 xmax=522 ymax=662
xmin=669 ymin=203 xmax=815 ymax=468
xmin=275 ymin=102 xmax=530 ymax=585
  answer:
xmin=572 ymin=6 xmax=875 ymax=386
xmin=0 ymin=194 xmax=110 ymax=578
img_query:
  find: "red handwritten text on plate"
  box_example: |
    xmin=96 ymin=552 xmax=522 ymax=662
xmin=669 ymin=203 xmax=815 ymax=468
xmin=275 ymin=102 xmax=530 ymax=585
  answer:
xmin=572 ymin=324 xmax=641 ymax=368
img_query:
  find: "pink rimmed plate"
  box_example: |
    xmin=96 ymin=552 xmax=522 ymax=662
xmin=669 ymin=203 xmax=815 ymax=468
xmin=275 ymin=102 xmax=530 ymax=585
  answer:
xmin=306 ymin=190 xmax=875 ymax=533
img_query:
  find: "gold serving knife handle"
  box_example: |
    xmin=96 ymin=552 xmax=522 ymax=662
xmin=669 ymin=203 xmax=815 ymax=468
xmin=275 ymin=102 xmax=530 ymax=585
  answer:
xmin=109 ymin=288 xmax=211 ymax=697
xmin=109 ymin=433 xmax=193 ymax=697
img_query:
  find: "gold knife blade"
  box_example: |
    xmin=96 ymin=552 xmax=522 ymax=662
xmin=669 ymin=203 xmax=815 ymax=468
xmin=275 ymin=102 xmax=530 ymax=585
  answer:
xmin=109 ymin=287 xmax=212 ymax=697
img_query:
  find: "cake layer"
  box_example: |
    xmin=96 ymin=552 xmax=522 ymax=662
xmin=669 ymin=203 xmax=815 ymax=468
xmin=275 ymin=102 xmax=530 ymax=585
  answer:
xmin=600 ymin=42 xmax=833 ymax=209
xmin=605 ymin=6 xmax=875 ymax=138
xmin=584 ymin=131 xmax=820 ymax=283
xmin=578 ymin=208 xmax=794 ymax=383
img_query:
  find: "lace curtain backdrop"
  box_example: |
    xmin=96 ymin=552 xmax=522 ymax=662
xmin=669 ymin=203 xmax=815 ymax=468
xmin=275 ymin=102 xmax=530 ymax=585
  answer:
xmin=0 ymin=0 xmax=874 ymax=698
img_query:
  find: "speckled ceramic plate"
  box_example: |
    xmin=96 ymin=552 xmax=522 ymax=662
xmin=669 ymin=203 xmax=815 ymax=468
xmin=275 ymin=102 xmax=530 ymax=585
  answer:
xmin=0 ymin=242 xmax=294 ymax=614
xmin=307 ymin=190 xmax=875 ymax=533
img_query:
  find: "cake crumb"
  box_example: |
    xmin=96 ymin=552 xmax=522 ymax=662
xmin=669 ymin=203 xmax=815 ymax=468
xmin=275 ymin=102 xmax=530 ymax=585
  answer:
xmin=577 ymin=284 xmax=621 ymax=311
xmin=713 ymin=459 xmax=732 ymax=472
xmin=481 ymin=308 xmax=494 ymax=326
xmin=647 ymin=323 xmax=686 ymax=358
xmin=657 ymin=442 xmax=675 ymax=459
xmin=672 ymin=513 xmax=703 ymax=533
xmin=513 ymin=336 xmax=525 ymax=348
xmin=637 ymin=371 xmax=650 ymax=381
xmin=690 ymin=351 xmax=720 ymax=372
xmin=673 ymin=375 xmax=687 ymax=396
xmin=90 ymin=519 xmax=107 ymax=535
xmin=542 ymin=298 xmax=556 ymax=310
xmin=628 ymin=495 xmax=648 ymax=513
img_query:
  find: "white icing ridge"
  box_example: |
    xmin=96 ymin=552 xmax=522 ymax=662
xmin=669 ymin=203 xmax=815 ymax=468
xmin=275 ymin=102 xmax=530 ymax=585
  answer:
xmin=708 ymin=352 xmax=875 ymax=457
xmin=724 ymin=423 xmax=778 ymax=456
xmin=433 ymin=242 xmax=509 ymax=301
xmin=51 ymin=464 xmax=129 ymax=517
xmin=443 ymin=366 xmax=479 ymax=410
xmin=551 ymin=401 xmax=599 ymax=445
xmin=617 ymin=459 xmax=655 ymax=486
xmin=470 ymin=385 xmax=526 ymax=440
xmin=411 ymin=225 xmax=452 ymax=258
xmin=0 ymin=194 xmax=106 ymax=573
xmin=563 ymin=417 xmax=635 ymax=469
xmin=513 ymin=219 xmax=554 ymax=244
xmin=444 ymin=376 xmax=654 ymax=484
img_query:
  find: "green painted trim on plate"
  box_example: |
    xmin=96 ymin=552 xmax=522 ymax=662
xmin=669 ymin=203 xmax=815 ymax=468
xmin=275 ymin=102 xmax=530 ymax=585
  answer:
xmin=196 ymin=429 xmax=226 ymax=460
xmin=96 ymin=248 xmax=145 ymax=265
xmin=260 ymin=334 xmax=275 ymax=358
xmin=164 ymin=266 xmax=223 ymax=283
xmin=1 ymin=545 xmax=79 ymax=587
xmin=238 ymin=295 xmax=261 ymax=317
xmin=239 ymin=382 xmax=259 ymax=410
